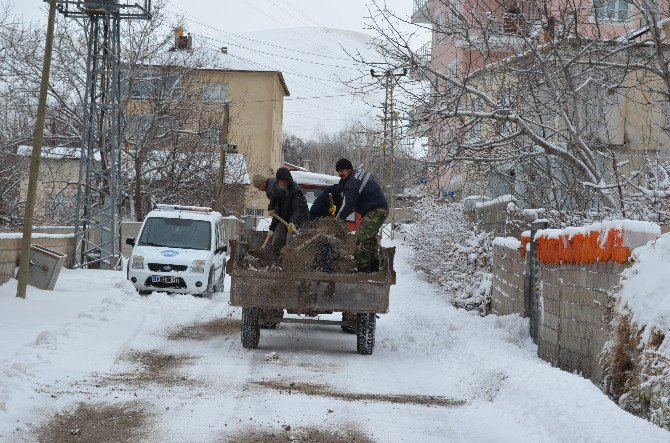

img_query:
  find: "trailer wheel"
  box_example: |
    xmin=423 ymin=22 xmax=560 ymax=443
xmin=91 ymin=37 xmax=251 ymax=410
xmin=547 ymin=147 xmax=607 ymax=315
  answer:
xmin=241 ymin=307 xmax=261 ymax=349
xmin=356 ymin=313 xmax=376 ymax=355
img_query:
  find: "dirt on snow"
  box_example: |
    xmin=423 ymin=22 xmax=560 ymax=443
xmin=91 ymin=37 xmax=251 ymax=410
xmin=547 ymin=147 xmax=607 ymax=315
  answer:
xmin=35 ymin=402 xmax=148 ymax=443
xmin=252 ymin=380 xmax=466 ymax=408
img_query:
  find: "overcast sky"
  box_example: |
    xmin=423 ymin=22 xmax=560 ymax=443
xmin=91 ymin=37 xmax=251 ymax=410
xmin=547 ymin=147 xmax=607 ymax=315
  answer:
xmin=6 ymin=1 xmax=414 ymax=35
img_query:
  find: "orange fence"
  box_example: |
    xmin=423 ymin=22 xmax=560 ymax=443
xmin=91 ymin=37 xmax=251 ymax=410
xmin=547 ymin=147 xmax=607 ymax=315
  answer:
xmin=523 ymin=228 xmax=631 ymax=265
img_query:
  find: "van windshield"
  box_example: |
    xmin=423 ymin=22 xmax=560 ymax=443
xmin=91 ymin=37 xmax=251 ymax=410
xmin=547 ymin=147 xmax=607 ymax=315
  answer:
xmin=138 ymin=217 xmax=211 ymax=251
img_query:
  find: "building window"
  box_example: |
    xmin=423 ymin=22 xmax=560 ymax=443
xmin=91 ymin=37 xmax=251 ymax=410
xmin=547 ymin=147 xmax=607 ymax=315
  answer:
xmin=448 ymin=0 xmax=459 ymax=28
xmin=123 ymin=70 xmax=180 ymax=100
xmin=447 ymin=63 xmax=457 ymax=78
xmin=594 ymin=0 xmax=629 ymax=21
xmin=202 ymin=83 xmax=228 ymax=103
xmin=433 ymin=11 xmax=445 ymax=46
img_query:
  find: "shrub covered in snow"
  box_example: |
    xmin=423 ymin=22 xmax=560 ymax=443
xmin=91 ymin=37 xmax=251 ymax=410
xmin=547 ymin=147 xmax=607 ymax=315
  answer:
xmin=406 ymin=199 xmax=493 ymax=313
xmin=603 ymin=233 xmax=670 ymax=430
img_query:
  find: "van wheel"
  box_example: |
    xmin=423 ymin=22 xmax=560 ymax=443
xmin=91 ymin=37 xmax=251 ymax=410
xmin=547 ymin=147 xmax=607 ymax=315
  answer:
xmin=138 ymin=290 xmax=152 ymax=296
xmin=200 ymin=268 xmax=215 ymax=299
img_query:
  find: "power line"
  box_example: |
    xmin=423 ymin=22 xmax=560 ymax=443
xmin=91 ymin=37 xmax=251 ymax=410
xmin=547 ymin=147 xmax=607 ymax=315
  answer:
xmin=164 ymin=0 xmax=354 ymax=62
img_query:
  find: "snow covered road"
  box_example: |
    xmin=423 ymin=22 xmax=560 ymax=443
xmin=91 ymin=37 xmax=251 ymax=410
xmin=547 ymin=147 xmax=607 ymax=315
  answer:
xmin=1 ymin=242 xmax=668 ymax=442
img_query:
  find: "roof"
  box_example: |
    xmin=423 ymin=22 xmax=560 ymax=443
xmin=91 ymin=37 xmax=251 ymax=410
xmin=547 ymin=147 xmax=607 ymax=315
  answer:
xmin=291 ymin=170 xmax=340 ymax=187
xmin=147 ymin=206 xmax=223 ymax=222
xmin=126 ymin=47 xmax=290 ymax=96
xmin=17 ymin=145 xmax=85 ymax=160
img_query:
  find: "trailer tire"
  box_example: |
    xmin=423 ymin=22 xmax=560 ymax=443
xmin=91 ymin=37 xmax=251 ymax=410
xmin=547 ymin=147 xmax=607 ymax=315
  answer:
xmin=356 ymin=313 xmax=376 ymax=355
xmin=242 ymin=307 xmax=261 ymax=349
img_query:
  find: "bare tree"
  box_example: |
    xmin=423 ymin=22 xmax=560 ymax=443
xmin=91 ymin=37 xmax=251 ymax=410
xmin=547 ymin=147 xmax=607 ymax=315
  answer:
xmin=363 ymin=0 xmax=670 ymax=224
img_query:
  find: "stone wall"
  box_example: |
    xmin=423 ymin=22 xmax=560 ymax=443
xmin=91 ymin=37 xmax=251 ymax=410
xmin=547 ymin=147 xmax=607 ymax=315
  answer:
xmin=491 ymin=240 xmax=527 ymax=316
xmin=0 ymin=234 xmax=75 ymax=285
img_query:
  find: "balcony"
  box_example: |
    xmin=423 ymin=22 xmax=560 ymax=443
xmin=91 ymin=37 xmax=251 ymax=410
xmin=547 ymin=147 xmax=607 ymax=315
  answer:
xmin=416 ymin=41 xmax=432 ymax=66
xmin=411 ymin=0 xmax=432 ymax=24
xmin=456 ymin=11 xmax=543 ymax=52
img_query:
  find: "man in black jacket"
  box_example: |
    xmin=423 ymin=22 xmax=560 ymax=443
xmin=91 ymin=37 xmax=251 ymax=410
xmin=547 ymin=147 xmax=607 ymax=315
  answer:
xmin=309 ymin=183 xmax=343 ymax=220
xmin=268 ymin=167 xmax=309 ymax=257
xmin=336 ymin=158 xmax=388 ymax=272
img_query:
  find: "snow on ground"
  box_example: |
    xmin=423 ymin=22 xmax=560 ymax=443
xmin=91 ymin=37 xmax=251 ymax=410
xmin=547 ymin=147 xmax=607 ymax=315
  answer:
xmin=0 ymin=242 xmax=668 ymax=441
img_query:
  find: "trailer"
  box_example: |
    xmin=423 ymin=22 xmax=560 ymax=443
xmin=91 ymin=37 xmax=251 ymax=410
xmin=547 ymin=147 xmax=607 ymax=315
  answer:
xmin=227 ymin=231 xmax=396 ymax=355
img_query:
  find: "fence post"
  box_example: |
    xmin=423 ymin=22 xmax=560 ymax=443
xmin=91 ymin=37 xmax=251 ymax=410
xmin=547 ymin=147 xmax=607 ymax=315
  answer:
xmin=526 ymin=219 xmax=548 ymax=342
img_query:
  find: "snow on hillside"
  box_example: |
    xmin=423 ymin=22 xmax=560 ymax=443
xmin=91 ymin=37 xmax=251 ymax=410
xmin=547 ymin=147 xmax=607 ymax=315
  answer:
xmin=203 ymin=27 xmax=383 ymax=137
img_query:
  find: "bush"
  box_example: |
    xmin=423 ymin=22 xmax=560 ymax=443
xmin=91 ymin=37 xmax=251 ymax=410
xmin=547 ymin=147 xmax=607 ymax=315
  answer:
xmin=407 ymin=199 xmax=493 ymax=313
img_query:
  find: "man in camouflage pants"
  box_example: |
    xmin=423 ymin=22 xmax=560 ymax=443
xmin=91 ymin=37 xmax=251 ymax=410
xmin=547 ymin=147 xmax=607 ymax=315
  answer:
xmin=335 ymin=158 xmax=388 ymax=273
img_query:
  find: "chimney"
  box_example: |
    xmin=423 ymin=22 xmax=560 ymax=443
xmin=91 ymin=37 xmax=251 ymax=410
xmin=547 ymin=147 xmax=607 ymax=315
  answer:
xmin=174 ymin=27 xmax=192 ymax=50
xmin=302 ymin=160 xmax=311 ymax=171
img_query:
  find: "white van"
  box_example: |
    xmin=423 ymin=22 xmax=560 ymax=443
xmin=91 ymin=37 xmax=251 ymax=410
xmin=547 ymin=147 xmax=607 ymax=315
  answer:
xmin=126 ymin=204 xmax=227 ymax=296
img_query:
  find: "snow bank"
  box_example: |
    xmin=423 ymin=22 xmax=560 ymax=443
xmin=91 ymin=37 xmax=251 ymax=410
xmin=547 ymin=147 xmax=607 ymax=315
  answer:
xmin=618 ymin=233 xmax=670 ymax=340
xmin=493 ymin=236 xmax=522 ymax=250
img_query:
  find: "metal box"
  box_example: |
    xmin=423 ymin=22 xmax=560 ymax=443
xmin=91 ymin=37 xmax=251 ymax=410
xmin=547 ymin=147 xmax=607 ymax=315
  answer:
xmin=28 ymin=244 xmax=67 ymax=290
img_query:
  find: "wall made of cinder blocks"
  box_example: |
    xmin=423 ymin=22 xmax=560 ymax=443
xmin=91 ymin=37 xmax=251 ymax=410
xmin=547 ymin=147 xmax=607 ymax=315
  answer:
xmin=0 ymin=234 xmax=76 ymax=285
xmin=538 ymin=262 xmax=626 ymax=384
xmin=490 ymin=222 xmax=660 ymax=387
xmin=491 ymin=243 xmax=527 ymax=316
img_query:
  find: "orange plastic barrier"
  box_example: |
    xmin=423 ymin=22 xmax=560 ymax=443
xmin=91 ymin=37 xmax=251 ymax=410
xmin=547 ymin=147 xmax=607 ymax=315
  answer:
xmin=527 ymin=228 xmax=631 ymax=265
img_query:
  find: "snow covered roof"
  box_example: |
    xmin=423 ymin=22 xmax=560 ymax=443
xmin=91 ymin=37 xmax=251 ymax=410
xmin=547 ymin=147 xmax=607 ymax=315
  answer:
xmin=290 ymin=170 xmax=340 ymax=187
xmin=16 ymin=145 xmax=91 ymax=160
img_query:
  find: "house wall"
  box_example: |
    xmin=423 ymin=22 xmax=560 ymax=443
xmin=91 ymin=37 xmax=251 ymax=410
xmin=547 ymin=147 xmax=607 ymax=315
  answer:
xmin=19 ymin=157 xmax=80 ymax=225
xmin=126 ymin=68 xmax=287 ymax=218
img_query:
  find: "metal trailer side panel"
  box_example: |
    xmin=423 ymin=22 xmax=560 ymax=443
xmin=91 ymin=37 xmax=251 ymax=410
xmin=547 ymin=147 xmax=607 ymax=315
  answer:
xmin=230 ymin=275 xmax=390 ymax=313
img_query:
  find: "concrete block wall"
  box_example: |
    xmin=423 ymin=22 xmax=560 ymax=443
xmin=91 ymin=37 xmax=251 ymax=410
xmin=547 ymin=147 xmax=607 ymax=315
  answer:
xmin=463 ymin=195 xmax=542 ymax=238
xmin=490 ymin=220 xmax=661 ymax=386
xmin=491 ymin=241 xmax=527 ymax=316
xmin=538 ymin=262 xmax=627 ymax=384
xmin=0 ymin=234 xmax=75 ymax=285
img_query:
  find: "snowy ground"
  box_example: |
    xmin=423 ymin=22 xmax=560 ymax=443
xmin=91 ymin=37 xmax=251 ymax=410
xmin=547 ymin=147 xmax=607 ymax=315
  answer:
xmin=1 ymin=242 xmax=668 ymax=442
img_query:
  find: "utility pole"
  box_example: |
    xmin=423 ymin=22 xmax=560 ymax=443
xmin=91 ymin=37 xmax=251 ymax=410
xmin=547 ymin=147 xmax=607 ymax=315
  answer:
xmin=370 ymin=68 xmax=407 ymax=239
xmin=216 ymin=102 xmax=231 ymax=213
xmin=16 ymin=0 xmax=57 ymax=299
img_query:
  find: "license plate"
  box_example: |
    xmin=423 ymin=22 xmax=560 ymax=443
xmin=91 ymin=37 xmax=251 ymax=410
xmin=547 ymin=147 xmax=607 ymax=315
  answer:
xmin=151 ymin=275 xmax=178 ymax=284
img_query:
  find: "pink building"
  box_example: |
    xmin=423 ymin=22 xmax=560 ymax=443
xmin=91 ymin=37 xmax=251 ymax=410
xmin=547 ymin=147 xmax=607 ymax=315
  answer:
xmin=409 ymin=0 xmax=664 ymax=197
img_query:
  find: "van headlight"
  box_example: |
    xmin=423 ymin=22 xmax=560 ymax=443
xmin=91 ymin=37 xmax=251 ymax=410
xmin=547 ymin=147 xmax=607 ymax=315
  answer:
xmin=191 ymin=260 xmax=206 ymax=273
xmin=131 ymin=255 xmax=144 ymax=269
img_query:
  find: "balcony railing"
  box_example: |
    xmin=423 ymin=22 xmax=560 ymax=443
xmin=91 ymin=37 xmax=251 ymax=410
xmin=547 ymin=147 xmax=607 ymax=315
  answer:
xmin=413 ymin=0 xmax=430 ymax=15
xmin=415 ymin=41 xmax=432 ymax=65
xmin=411 ymin=0 xmax=431 ymax=24
xmin=470 ymin=11 xmax=541 ymax=36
